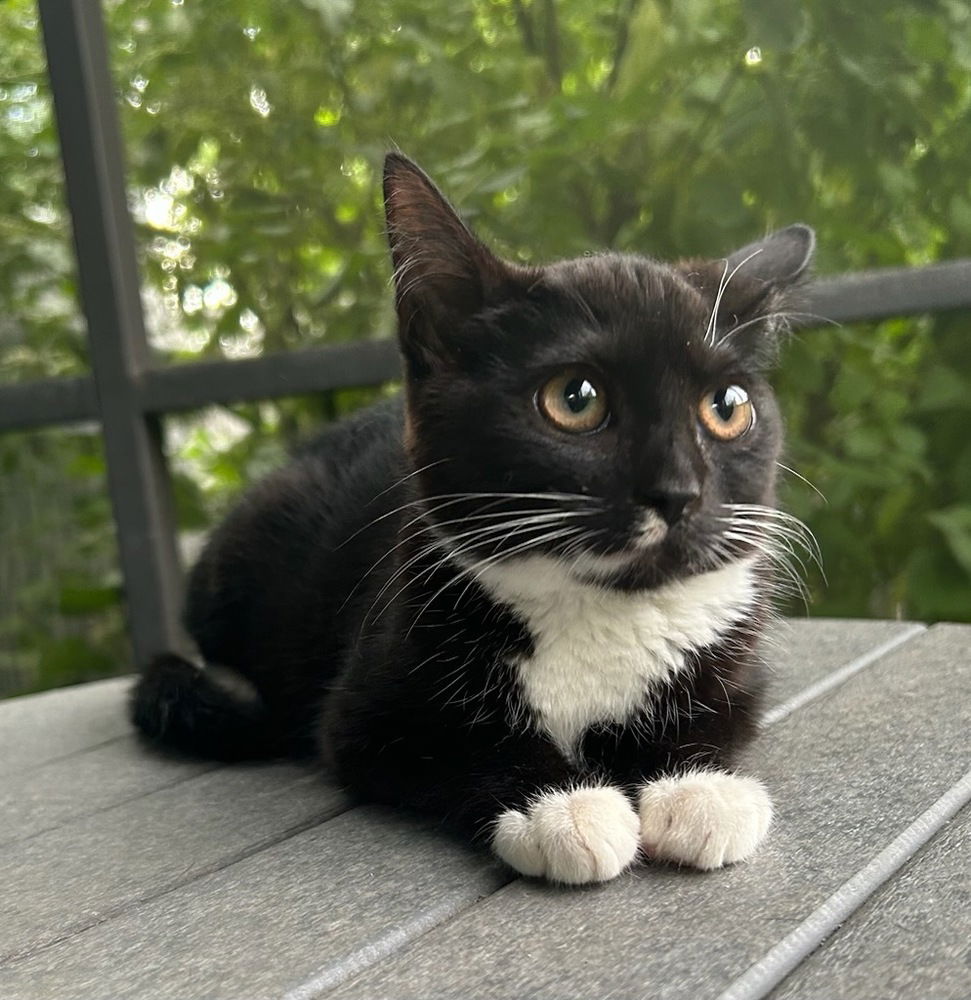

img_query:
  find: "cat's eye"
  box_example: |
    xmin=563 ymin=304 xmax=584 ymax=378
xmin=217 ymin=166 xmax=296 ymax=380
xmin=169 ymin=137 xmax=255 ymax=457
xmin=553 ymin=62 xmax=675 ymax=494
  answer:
xmin=699 ymin=385 xmax=755 ymax=440
xmin=537 ymin=369 xmax=609 ymax=433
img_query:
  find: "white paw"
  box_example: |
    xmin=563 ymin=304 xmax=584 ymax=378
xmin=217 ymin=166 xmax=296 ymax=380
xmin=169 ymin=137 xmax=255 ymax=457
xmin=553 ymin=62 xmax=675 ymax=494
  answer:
xmin=638 ymin=769 xmax=772 ymax=870
xmin=492 ymin=785 xmax=640 ymax=885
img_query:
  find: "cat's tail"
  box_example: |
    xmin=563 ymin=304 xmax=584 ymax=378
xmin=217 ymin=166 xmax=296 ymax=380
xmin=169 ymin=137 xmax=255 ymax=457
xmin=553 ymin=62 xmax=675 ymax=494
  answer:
xmin=130 ymin=653 xmax=288 ymax=761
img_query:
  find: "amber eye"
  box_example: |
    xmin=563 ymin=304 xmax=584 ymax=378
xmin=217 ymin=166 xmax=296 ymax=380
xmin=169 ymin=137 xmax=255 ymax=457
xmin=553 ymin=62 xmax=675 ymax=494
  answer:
xmin=537 ymin=370 xmax=609 ymax=433
xmin=699 ymin=385 xmax=755 ymax=440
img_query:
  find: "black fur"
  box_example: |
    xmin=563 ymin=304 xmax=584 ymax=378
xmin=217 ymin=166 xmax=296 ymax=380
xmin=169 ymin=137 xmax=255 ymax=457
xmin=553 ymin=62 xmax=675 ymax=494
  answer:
xmin=132 ymin=154 xmax=814 ymax=850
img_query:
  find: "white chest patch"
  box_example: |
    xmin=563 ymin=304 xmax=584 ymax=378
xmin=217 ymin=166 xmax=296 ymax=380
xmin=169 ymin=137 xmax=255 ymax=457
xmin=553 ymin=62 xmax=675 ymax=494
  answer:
xmin=478 ymin=556 xmax=757 ymax=758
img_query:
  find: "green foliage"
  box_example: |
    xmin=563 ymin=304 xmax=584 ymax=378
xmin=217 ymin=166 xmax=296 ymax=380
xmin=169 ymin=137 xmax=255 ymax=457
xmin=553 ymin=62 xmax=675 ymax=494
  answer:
xmin=0 ymin=432 xmax=129 ymax=695
xmin=2 ymin=0 xmax=971 ymax=694
xmin=0 ymin=3 xmax=86 ymax=381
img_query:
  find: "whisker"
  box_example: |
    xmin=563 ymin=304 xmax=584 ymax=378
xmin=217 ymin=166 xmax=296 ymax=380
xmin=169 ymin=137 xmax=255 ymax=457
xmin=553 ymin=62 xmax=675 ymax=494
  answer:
xmin=339 ymin=507 xmax=578 ymax=615
xmin=369 ymin=457 xmax=451 ymax=503
xmin=721 ymin=503 xmax=821 ymax=536
xmin=721 ymin=505 xmax=824 ymax=574
xmin=705 ymin=248 xmax=763 ymax=347
xmin=404 ymin=525 xmax=585 ymax=638
xmin=719 ymin=498 xmax=825 ymax=605
xmin=715 ymin=309 xmax=841 ymax=350
xmin=722 ymin=531 xmax=811 ymax=608
xmin=775 ymin=462 xmax=828 ymax=504
xmin=724 ymin=522 xmax=822 ymax=579
xmin=337 ymin=488 xmax=599 ymax=550
xmin=365 ymin=511 xmax=594 ymax=634
xmin=360 ymin=514 xmax=582 ymax=630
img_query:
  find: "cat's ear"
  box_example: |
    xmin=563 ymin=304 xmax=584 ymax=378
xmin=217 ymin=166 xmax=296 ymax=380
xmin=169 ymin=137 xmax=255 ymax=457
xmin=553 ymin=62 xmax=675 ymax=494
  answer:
xmin=383 ymin=153 xmax=514 ymax=373
xmin=725 ymin=224 xmax=815 ymax=290
xmin=678 ymin=224 xmax=815 ymax=348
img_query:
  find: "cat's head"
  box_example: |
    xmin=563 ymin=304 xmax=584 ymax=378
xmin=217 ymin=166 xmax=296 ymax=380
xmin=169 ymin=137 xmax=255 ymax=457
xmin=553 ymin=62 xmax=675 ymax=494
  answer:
xmin=383 ymin=153 xmax=815 ymax=589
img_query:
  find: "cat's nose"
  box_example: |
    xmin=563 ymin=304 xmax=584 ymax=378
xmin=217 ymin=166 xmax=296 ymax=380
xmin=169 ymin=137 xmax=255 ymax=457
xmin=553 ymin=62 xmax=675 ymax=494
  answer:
xmin=643 ymin=488 xmax=700 ymax=526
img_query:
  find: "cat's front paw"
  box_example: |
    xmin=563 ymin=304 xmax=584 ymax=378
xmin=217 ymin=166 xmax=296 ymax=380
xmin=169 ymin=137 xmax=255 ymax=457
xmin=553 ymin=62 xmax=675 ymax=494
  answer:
xmin=492 ymin=785 xmax=640 ymax=885
xmin=638 ymin=769 xmax=772 ymax=870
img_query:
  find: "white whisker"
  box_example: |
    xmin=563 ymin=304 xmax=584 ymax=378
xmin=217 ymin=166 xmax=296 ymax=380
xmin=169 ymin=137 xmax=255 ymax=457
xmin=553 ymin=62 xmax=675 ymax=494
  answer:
xmin=404 ymin=525 xmax=587 ymax=638
xmin=719 ymin=499 xmax=824 ymax=608
xmin=704 ymin=248 xmax=763 ymax=347
xmin=361 ymin=514 xmax=586 ymax=630
xmin=775 ymin=462 xmax=828 ymax=504
xmin=338 ymin=488 xmax=599 ymax=550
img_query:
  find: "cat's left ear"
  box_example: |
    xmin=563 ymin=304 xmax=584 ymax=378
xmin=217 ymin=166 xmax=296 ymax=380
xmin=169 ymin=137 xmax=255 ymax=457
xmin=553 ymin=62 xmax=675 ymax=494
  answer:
xmin=726 ymin=224 xmax=815 ymax=291
xmin=718 ymin=224 xmax=816 ymax=323
xmin=679 ymin=224 xmax=815 ymax=328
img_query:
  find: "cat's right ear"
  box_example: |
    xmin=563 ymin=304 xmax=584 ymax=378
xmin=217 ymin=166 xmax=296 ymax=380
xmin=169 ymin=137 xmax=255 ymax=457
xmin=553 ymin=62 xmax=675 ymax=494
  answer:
xmin=383 ymin=153 xmax=512 ymax=374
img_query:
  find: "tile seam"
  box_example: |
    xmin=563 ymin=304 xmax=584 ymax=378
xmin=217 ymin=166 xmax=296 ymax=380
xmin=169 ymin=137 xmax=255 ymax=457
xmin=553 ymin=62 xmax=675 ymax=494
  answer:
xmin=0 ymin=764 xmax=221 ymax=849
xmin=3 ymin=761 xmax=226 ymax=849
xmin=714 ymin=767 xmax=971 ymax=1000
xmin=762 ymin=623 xmax=926 ymax=727
xmin=0 ymin=734 xmax=130 ymax=778
xmin=0 ymin=807 xmax=343 ymax=969
xmin=280 ymin=875 xmax=515 ymax=1000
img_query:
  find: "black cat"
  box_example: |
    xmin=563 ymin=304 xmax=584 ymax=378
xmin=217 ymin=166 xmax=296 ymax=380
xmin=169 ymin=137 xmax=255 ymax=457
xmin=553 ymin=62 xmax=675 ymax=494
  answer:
xmin=132 ymin=153 xmax=815 ymax=883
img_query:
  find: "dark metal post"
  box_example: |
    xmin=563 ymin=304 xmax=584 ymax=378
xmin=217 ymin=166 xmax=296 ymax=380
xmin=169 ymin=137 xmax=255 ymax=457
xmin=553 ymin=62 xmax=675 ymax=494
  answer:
xmin=37 ymin=0 xmax=186 ymax=665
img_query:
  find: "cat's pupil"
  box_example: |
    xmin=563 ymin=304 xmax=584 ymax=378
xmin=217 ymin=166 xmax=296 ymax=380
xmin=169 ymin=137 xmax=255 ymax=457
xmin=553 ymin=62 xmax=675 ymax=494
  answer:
xmin=564 ymin=377 xmax=597 ymax=413
xmin=713 ymin=386 xmax=743 ymax=422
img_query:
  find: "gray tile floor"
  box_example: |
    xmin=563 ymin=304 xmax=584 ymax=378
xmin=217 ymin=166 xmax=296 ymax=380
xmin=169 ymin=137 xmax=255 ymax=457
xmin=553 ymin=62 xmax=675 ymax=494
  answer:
xmin=1 ymin=618 xmax=968 ymax=1000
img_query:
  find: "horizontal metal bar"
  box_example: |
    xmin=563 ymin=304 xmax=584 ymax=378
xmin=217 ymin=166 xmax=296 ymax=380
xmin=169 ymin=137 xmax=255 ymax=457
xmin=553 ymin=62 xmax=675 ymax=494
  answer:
xmin=2 ymin=257 xmax=969 ymax=435
xmin=0 ymin=340 xmax=399 ymax=432
xmin=0 ymin=375 xmax=99 ymax=432
xmin=140 ymin=338 xmax=401 ymax=413
xmin=804 ymin=259 xmax=971 ymax=324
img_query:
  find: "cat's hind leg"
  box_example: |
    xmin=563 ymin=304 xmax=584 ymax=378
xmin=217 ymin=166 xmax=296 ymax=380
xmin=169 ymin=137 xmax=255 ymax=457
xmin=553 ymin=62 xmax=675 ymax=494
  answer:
xmin=131 ymin=653 xmax=292 ymax=761
xmin=637 ymin=769 xmax=772 ymax=870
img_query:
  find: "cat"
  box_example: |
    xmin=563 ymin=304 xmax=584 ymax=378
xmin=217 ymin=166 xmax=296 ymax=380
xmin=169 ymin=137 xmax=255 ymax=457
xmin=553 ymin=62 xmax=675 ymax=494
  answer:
xmin=132 ymin=152 xmax=815 ymax=884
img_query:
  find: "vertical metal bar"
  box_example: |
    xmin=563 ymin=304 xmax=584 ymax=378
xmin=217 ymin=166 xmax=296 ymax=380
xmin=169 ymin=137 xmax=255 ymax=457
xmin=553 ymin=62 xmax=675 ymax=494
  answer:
xmin=37 ymin=0 xmax=186 ymax=666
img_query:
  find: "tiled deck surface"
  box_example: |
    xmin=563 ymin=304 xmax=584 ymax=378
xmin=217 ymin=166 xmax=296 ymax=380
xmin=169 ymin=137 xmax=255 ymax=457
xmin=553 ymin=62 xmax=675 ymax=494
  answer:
xmin=1 ymin=618 xmax=969 ymax=1000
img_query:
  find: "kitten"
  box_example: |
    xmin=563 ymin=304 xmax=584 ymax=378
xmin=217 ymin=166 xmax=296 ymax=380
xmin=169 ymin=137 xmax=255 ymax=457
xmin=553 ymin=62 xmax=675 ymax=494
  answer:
xmin=132 ymin=153 xmax=815 ymax=884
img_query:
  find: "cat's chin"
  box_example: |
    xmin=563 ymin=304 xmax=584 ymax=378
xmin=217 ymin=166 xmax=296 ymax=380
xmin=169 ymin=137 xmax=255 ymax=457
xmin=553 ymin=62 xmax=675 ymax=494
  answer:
xmin=568 ymin=546 xmax=648 ymax=580
xmin=567 ymin=534 xmax=745 ymax=591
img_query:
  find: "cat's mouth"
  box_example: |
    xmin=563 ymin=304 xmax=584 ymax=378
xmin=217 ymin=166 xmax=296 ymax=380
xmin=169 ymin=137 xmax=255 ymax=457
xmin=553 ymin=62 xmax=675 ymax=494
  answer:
xmin=633 ymin=510 xmax=669 ymax=549
xmin=587 ymin=509 xmax=670 ymax=561
xmin=565 ymin=511 xmax=670 ymax=580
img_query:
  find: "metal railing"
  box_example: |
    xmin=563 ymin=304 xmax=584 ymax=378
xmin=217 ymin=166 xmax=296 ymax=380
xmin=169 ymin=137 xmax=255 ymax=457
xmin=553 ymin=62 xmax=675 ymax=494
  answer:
xmin=3 ymin=0 xmax=971 ymax=668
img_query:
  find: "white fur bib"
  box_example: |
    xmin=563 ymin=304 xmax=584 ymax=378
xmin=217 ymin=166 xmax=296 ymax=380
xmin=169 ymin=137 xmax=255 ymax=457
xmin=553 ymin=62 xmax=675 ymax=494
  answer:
xmin=478 ymin=556 xmax=757 ymax=757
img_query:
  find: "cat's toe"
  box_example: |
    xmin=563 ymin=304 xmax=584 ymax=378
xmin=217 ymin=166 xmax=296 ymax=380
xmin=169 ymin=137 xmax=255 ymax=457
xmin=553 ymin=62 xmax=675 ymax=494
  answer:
xmin=492 ymin=785 xmax=640 ymax=884
xmin=638 ymin=769 xmax=772 ymax=870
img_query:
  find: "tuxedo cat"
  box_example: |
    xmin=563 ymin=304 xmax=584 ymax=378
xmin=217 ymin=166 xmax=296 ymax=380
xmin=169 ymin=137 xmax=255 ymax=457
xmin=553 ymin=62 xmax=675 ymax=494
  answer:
xmin=133 ymin=153 xmax=815 ymax=884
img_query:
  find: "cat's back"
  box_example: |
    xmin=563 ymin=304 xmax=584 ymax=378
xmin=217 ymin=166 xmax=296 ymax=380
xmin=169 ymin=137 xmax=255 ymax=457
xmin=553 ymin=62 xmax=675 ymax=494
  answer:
xmin=184 ymin=395 xmax=407 ymax=678
xmin=296 ymin=393 xmax=405 ymax=487
xmin=206 ymin=393 xmax=405 ymax=561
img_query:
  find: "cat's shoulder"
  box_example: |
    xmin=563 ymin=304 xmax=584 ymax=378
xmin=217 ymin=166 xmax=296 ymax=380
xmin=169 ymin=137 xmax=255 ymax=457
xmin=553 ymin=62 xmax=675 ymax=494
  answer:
xmin=295 ymin=394 xmax=405 ymax=467
xmin=203 ymin=394 xmax=406 ymax=550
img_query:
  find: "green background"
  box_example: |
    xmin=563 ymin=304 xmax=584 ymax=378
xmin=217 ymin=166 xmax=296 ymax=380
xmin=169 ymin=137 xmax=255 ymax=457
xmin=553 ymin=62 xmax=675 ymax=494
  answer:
xmin=1 ymin=0 xmax=970 ymax=695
